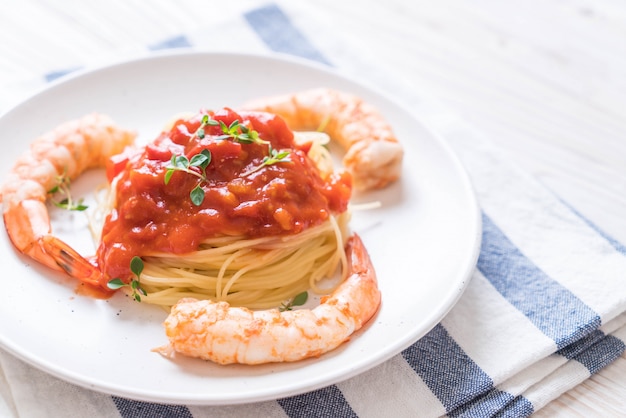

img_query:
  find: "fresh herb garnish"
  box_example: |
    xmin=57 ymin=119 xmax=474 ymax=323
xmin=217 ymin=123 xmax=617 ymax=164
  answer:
xmin=164 ymin=149 xmax=212 ymax=206
xmin=279 ymin=291 xmax=308 ymax=312
xmin=242 ymin=145 xmax=292 ymax=177
xmin=194 ymin=114 xmax=212 ymax=139
xmin=215 ymin=119 xmax=268 ymax=145
xmin=48 ymin=174 xmax=88 ymax=211
xmin=165 ymin=116 xmax=292 ymax=203
xmin=107 ymin=256 xmax=147 ymax=302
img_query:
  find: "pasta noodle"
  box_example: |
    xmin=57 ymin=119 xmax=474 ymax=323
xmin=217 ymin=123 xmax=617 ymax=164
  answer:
xmin=137 ymin=211 xmax=350 ymax=309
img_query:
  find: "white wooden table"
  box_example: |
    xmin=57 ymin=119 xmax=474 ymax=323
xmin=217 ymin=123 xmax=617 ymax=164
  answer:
xmin=0 ymin=0 xmax=624 ymax=416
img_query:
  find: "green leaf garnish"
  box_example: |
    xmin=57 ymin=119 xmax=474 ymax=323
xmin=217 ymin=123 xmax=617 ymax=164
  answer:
xmin=242 ymin=145 xmax=292 ymax=177
xmin=130 ymin=255 xmax=144 ymax=277
xmin=215 ymin=119 xmax=267 ymax=145
xmin=189 ymin=151 xmax=211 ymax=169
xmin=163 ymin=169 xmax=174 ymax=185
xmin=106 ymin=278 xmax=126 ymax=290
xmin=279 ymin=291 xmax=309 ymax=311
xmin=165 ymin=115 xmax=277 ymax=204
xmin=173 ymin=154 xmax=189 ymax=169
xmin=292 ymin=291 xmax=308 ymax=306
xmin=55 ymin=198 xmax=89 ymax=211
xmin=107 ymin=256 xmax=147 ymax=302
xmin=47 ymin=173 xmax=88 ymax=211
xmin=164 ymin=149 xmax=212 ymax=205
xmin=190 ymin=184 xmax=205 ymax=206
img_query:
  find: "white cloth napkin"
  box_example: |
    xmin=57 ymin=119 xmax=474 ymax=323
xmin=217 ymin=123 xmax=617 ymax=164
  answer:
xmin=1 ymin=3 xmax=625 ymax=417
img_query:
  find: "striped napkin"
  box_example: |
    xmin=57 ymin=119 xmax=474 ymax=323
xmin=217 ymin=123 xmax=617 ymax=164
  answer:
xmin=1 ymin=3 xmax=625 ymax=417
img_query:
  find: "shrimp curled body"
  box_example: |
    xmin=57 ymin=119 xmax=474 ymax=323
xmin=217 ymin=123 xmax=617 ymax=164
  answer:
xmin=0 ymin=113 xmax=136 ymax=285
xmin=245 ymin=88 xmax=403 ymax=191
xmin=160 ymin=234 xmax=380 ymax=365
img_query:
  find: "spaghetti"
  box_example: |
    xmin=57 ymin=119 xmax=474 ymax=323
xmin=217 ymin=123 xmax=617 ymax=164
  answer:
xmin=136 ymin=211 xmax=349 ymax=309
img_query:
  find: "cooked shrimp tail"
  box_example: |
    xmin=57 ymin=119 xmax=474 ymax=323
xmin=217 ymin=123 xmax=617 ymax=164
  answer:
xmin=40 ymin=235 xmax=101 ymax=286
xmin=1 ymin=113 xmax=136 ymax=287
xmin=158 ymin=233 xmax=381 ymax=365
xmin=244 ymin=88 xmax=403 ymax=191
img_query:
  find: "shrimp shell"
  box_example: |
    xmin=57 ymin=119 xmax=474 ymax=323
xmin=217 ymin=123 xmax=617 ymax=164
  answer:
xmin=158 ymin=233 xmax=380 ymax=365
xmin=244 ymin=88 xmax=404 ymax=191
xmin=1 ymin=113 xmax=136 ymax=282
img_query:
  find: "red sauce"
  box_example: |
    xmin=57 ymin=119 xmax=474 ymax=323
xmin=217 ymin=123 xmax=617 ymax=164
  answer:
xmin=96 ymin=108 xmax=352 ymax=286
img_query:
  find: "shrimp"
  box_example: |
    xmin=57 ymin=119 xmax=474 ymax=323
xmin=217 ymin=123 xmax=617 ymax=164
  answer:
xmin=0 ymin=113 xmax=136 ymax=285
xmin=244 ymin=87 xmax=403 ymax=191
xmin=158 ymin=233 xmax=380 ymax=365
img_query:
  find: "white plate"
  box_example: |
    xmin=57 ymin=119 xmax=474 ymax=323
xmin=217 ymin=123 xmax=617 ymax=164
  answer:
xmin=0 ymin=51 xmax=481 ymax=405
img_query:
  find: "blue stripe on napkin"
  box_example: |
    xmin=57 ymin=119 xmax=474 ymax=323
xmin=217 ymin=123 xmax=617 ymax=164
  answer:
xmin=402 ymin=324 xmax=494 ymax=412
xmin=478 ymin=213 xmax=601 ymax=349
xmin=403 ymin=325 xmax=533 ymax=416
xmin=449 ymin=390 xmax=534 ymax=418
xmin=569 ymin=335 xmax=626 ymax=375
xmin=149 ymin=35 xmax=192 ymax=51
xmin=555 ymin=327 xmax=626 ymax=375
xmin=278 ymin=386 xmax=358 ymax=418
xmin=496 ymin=397 xmax=537 ymax=418
xmin=44 ymin=66 xmax=82 ymax=82
xmin=44 ymin=35 xmax=191 ymax=83
xmin=557 ymin=329 xmax=606 ymax=359
xmin=113 ymin=397 xmax=193 ymax=418
xmin=560 ymin=201 xmax=626 ymax=256
xmin=244 ymin=4 xmax=332 ymax=66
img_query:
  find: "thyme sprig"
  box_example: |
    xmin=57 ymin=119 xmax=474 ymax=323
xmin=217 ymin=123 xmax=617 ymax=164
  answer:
xmin=165 ymin=116 xmax=292 ymax=205
xmin=194 ymin=114 xmax=266 ymax=145
xmin=194 ymin=114 xmax=212 ymax=140
xmin=48 ymin=174 xmax=88 ymax=211
xmin=242 ymin=145 xmax=292 ymax=177
xmin=214 ymin=119 xmax=268 ymax=145
xmin=279 ymin=291 xmax=308 ymax=312
xmin=107 ymin=256 xmax=147 ymax=302
xmin=164 ymin=149 xmax=212 ymax=206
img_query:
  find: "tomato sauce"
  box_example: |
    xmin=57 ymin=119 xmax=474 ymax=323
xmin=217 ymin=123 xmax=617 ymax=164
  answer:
xmin=96 ymin=108 xmax=352 ymax=285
